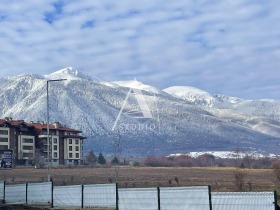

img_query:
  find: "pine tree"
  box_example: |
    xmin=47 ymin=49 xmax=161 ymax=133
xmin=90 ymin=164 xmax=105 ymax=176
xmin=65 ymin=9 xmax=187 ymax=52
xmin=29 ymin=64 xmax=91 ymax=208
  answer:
xmin=85 ymin=149 xmax=97 ymax=166
xmin=111 ymin=156 xmax=119 ymax=165
xmin=97 ymin=153 xmax=106 ymax=165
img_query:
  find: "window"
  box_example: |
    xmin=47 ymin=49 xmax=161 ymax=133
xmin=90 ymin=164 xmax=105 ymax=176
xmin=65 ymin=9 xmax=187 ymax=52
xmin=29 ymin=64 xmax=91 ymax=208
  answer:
xmin=53 ymin=159 xmax=57 ymax=162
xmin=23 ymin=153 xmax=33 ymax=158
xmin=0 ymin=145 xmax=8 ymax=150
xmin=0 ymin=138 xmax=8 ymax=142
xmin=75 ymin=153 xmax=79 ymax=158
xmin=53 ymin=138 xmax=57 ymax=143
xmin=75 ymin=139 xmax=79 ymax=144
xmin=75 ymin=146 xmax=79 ymax=151
xmin=53 ymin=145 xmax=57 ymax=150
xmin=69 ymin=146 xmax=72 ymax=151
xmin=69 ymin=153 xmax=72 ymax=158
xmin=3 ymin=123 xmax=9 ymax=127
xmin=23 ymin=138 xmax=33 ymax=143
xmin=23 ymin=146 xmax=33 ymax=150
xmin=69 ymin=139 xmax=72 ymax=144
xmin=54 ymin=152 xmax=57 ymax=157
xmin=0 ymin=130 xmax=8 ymax=135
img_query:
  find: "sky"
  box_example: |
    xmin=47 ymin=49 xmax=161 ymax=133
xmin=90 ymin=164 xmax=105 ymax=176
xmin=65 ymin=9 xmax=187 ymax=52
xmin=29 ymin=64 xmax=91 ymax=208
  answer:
xmin=0 ymin=0 xmax=280 ymax=99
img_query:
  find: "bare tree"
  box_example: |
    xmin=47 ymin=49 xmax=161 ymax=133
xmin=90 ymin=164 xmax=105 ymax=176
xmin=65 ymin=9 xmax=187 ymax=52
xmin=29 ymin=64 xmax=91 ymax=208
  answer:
xmin=242 ymin=153 xmax=254 ymax=168
xmin=85 ymin=149 xmax=97 ymax=167
xmin=214 ymin=180 xmax=220 ymax=191
xmin=174 ymin=177 xmax=180 ymax=186
xmin=168 ymin=179 xmax=172 ymax=186
xmin=233 ymin=169 xmax=247 ymax=191
xmin=272 ymin=160 xmax=280 ymax=190
xmin=234 ymin=147 xmax=244 ymax=167
xmin=34 ymin=149 xmax=45 ymax=168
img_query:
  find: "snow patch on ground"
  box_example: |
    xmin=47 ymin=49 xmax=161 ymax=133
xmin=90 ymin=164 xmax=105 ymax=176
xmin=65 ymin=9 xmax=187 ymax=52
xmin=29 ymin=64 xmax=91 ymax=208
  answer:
xmin=169 ymin=151 xmax=278 ymax=159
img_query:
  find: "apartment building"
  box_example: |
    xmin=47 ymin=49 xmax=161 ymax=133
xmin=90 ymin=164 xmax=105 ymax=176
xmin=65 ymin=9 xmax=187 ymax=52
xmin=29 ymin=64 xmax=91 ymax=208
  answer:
xmin=32 ymin=121 xmax=86 ymax=166
xmin=0 ymin=118 xmax=85 ymax=166
xmin=0 ymin=118 xmax=36 ymax=166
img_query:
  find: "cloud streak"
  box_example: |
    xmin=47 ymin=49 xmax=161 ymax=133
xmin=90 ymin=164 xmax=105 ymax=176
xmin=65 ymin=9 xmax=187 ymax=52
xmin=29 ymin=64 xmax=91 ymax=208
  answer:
xmin=0 ymin=0 xmax=280 ymax=99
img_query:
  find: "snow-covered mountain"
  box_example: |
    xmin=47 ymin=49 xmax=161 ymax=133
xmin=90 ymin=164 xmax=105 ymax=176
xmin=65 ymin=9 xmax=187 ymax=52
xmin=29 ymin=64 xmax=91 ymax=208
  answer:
xmin=1 ymin=67 xmax=280 ymax=156
xmin=163 ymin=86 xmax=216 ymax=107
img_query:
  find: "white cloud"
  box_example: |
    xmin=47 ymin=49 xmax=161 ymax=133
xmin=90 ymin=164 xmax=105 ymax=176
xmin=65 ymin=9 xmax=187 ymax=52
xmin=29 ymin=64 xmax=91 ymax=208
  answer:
xmin=0 ymin=0 xmax=279 ymax=99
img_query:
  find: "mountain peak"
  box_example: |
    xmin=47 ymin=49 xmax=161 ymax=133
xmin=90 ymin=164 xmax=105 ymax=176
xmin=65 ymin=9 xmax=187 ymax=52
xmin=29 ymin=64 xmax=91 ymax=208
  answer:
xmin=163 ymin=86 xmax=215 ymax=106
xmin=47 ymin=67 xmax=80 ymax=77
xmin=44 ymin=67 xmax=94 ymax=81
xmin=113 ymin=79 xmax=162 ymax=94
xmin=55 ymin=67 xmax=79 ymax=76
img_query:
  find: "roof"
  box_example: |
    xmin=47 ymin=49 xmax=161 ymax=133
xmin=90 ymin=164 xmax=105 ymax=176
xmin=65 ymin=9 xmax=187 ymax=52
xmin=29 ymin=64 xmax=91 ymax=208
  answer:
xmin=0 ymin=119 xmax=81 ymax=133
xmin=30 ymin=122 xmax=81 ymax=133
xmin=0 ymin=119 xmax=34 ymax=127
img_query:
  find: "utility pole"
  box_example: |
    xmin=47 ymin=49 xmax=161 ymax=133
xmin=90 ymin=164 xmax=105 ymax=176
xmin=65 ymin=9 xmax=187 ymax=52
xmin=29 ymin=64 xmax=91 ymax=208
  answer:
xmin=47 ymin=79 xmax=66 ymax=181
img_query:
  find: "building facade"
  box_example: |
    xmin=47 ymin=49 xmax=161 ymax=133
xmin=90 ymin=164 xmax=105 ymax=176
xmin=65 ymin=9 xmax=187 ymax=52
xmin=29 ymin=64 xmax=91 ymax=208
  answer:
xmin=0 ymin=118 xmax=86 ymax=166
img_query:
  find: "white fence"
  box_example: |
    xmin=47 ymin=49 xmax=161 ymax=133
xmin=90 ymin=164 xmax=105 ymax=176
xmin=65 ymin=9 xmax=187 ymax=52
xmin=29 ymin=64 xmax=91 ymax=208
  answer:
xmin=84 ymin=183 xmax=116 ymax=208
xmin=212 ymin=192 xmax=276 ymax=210
xmin=0 ymin=181 xmax=278 ymax=210
xmin=53 ymin=185 xmax=82 ymax=208
xmin=27 ymin=182 xmax=52 ymax=205
xmin=119 ymin=188 xmax=158 ymax=210
xmin=160 ymin=186 xmax=210 ymax=210
xmin=5 ymin=183 xmax=26 ymax=204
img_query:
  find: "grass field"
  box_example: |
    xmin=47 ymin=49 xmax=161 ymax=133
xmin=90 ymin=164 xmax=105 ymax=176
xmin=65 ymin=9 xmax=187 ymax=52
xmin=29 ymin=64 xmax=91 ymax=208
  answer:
xmin=0 ymin=166 xmax=277 ymax=192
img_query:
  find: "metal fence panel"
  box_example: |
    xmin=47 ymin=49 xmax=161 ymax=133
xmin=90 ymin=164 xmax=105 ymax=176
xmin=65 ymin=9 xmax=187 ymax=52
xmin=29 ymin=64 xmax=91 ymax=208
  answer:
xmin=160 ymin=186 xmax=210 ymax=210
xmin=5 ymin=184 xmax=26 ymax=204
xmin=212 ymin=192 xmax=275 ymax=210
xmin=83 ymin=183 xmax=116 ymax=208
xmin=53 ymin=185 xmax=82 ymax=208
xmin=119 ymin=188 xmax=158 ymax=210
xmin=0 ymin=181 xmax=4 ymax=200
xmin=27 ymin=182 xmax=52 ymax=205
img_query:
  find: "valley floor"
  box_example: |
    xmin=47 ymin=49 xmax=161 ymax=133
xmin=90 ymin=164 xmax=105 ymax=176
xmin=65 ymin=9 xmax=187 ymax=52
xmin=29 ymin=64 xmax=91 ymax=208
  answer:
xmin=0 ymin=166 xmax=277 ymax=192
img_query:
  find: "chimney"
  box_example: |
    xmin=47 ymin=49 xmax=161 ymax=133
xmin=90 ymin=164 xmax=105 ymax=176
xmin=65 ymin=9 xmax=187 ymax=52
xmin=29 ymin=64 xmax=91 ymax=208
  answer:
xmin=4 ymin=117 xmax=12 ymax=121
xmin=53 ymin=122 xmax=61 ymax=128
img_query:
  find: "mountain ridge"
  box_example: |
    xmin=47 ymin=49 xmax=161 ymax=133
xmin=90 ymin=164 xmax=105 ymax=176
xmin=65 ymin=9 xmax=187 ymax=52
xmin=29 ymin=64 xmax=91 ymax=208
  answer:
xmin=1 ymin=67 xmax=280 ymax=156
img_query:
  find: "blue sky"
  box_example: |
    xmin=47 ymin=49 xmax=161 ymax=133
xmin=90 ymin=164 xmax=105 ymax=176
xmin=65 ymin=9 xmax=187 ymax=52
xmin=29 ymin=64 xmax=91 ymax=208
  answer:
xmin=0 ymin=0 xmax=280 ymax=99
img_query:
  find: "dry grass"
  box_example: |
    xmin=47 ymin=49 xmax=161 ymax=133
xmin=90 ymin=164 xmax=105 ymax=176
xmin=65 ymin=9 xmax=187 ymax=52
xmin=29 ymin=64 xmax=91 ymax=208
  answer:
xmin=0 ymin=166 xmax=277 ymax=192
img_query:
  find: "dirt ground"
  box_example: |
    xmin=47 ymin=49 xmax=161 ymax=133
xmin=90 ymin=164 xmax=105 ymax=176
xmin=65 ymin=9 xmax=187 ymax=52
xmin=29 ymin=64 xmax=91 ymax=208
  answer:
xmin=0 ymin=166 xmax=277 ymax=192
xmin=0 ymin=205 xmax=49 ymax=210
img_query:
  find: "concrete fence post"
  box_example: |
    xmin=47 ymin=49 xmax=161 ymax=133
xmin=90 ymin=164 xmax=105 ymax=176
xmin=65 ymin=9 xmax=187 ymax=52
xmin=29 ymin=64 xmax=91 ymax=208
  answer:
xmin=274 ymin=191 xmax=278 ymax=210
xmin=3 ymin=181 xmax=6 ymax=203
xmin=51 ymin=181 xmax=54 ymax=208
xmin=116 ymin=183 xmax=119 ymax=210
xmin=157 ymin=187 xmax=161 ymax=210
xmin=25 ymin=183 xmax=28 ymax=204
xmin=81 ymin=184 xmax=84 ymax=209
xmin=208 ymin=185 xmax=212 ymax=210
